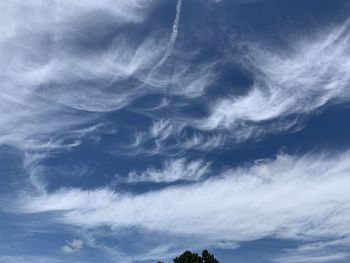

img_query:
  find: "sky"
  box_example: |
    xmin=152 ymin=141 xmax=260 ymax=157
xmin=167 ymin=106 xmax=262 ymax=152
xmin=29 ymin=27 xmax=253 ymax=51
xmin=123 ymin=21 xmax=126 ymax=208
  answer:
xmin=1 ymin=0 xmax=350 ymax=262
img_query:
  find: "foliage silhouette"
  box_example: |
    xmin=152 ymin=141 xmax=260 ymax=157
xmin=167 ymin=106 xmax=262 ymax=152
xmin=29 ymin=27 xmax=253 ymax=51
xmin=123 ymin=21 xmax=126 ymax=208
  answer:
xmin=201 ymin=250 xmax=219 ymax=263
xmin=173 ymin=250 xmax=202 ymax=263
xmin=157 ymin=249 xmax=220 ymax=263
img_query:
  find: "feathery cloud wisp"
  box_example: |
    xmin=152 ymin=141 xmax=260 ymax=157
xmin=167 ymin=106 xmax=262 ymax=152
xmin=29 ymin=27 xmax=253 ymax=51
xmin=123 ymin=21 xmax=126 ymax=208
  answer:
xmin=201 ymin=19 xmax=350 ymax=133
xmin=62 ymin=239 xmax=84 ymax=254
xmin=127 ymin=158 xmax=210 ymax=183
xmin=20 ymin=150 xmax=350 ymax=246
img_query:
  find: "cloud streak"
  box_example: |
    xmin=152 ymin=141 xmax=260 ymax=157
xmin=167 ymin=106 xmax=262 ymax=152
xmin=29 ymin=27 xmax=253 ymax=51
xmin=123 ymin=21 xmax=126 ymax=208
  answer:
xmin=127 ymin=158 xmax=210 ymax=183
xmin=275 ymin=239 xmax=350 ymax=263
xmin=199 ymin=19 xmax=350 ymax=136
xmin=62 ymin=239 xmax=84 ymax=254
xmin=0 ymin=0 xmax=215 ymax=156
xmin=20 ymin=150 xmax=350 ymax=253
xmin=0 ymin=0 xmax=160 ymax=150
xmin=2 ymin=2 xmax=350 ymax=157
xmin=154 ymin=0 xmax=183 ymax=68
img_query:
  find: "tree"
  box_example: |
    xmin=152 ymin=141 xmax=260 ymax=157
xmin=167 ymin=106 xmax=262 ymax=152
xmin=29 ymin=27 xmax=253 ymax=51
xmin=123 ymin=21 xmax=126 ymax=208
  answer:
xmin=173 ymin=250 xmax=202 ymax=263
xmin=172 ymin=250 xmax=220 ymax=263
xmin=201 ymin=250 xmax=219 ymax=263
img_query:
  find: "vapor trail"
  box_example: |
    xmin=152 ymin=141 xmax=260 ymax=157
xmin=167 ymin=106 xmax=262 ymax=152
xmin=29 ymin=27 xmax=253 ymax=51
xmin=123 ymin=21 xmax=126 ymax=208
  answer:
xmin=155 ymin=0 xmax=183 ymax=69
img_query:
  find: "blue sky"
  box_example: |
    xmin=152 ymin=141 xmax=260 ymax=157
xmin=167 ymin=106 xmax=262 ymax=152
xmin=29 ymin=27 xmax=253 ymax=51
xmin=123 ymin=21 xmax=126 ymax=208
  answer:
xmin=1 ymin=0 xmax=350 ymax=262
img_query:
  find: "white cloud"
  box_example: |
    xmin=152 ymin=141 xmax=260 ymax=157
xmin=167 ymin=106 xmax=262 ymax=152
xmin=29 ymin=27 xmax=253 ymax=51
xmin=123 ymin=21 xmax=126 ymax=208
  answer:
xmin=275 ymin=240 xmax=350 ymax=263
xmin=20 ymin=150 xmax=350 ymax=249
xmin=200 ymin=19 xmax=350 ymax=134
xmin=0 ymin=256 xmax=72 ymax=263
xmin=127 ymin=119 xmax=185 ymax=156
xmin=117 ymin=19 xmax=350 ymax=152
xmin=0 ymin=0 xmax=161 ymax=151
xmin=278 ymin=253 xmax=350 ymax=263
xmin=180 ymin=133 xmax=225 ymax=151
xmin=152 ymin=0 xmax=183 ymax=69
xmin=0 ymin=0 xmax=220 ymax=205
xmin=62 ymin=239 xmax=84 ymax=254
xmin=127 ymin=119 xmax=225 ymax=156
xmin=127 ymin=158 xmax=210 ymax=183
xmin=150 ymin=119 xmax=184 ymax=141
xmin=3 ymin=1 xmax=350 ymax=158
xmin=0 ymin=0 xmax=216 ymax=155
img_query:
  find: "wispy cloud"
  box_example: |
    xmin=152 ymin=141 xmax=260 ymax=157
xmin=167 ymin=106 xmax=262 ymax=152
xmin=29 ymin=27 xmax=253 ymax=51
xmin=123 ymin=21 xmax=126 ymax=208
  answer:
xmin=127 ymin=119 xmax=185 ymax=155
xmin=62 ymin=239 xmax=84 ymax=254
xmin=127 ymin=118 xmax=224 ymax=156
xmin=0 ymin=1 xmax=160 ymax=152
xmin=0 ymin=0 xmax=215 ymax=155
xmin=275 ymin=239 xmax=350 ymax=263
xmin=199 ymin=18 xmax=350 ymax=135
xmin=19 ymin=150 xmax=350 ymax=251
xmin=127 ymin=158 xmax=210 ymax=183
xmin=3 ymin=2 xmax=350 ymax=157
xmin=0 ymin=255 xmax=84 ymax=263
xmin=153 ymin=0 xmax=183 ymax=69
xmin=124 ymin=18 xmax=350 ymax=155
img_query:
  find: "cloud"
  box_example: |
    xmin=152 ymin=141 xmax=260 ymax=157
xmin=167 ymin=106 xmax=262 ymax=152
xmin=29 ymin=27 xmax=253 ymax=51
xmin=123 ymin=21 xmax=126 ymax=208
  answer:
xmin=180 ymin=133 xmax=225 ymax=152
xmin=62 ymin=239 xmax=84 ymax=254
xmin=0 ymin=0 xmax=216 ymax=156
xmin=199 ymin=18 xmax=350 ymax=135
xmin=124 ymin=18 xmax=350 ymax=154
xmin=20 ymin=150 xmax=350 ymax=252
xmin=127 ymin=118 xmax=225 ymax=156
xmin=127 ymin=158 xmax=211 ymax=183
xmin=117 ymin=18 xmax=350 ymax=153
xmin=123 ymin=18 xmax=350 ymax=154
xmin=0 ymin=0 xmax=160 ymax=151
xmin=153 ymin=0 xmax=182 ymax=69
xmin=127 ymin=119 xmax=185 ymax=155
xmin=0 ymin=0 xmax=221 ymax=207
xmin=275 ymin=239 xmax=350 ymax=263
xmin=0 ymin=256 xmax=71 ymax=263
xmin=3 ymin=1 xmax=350 ymax=160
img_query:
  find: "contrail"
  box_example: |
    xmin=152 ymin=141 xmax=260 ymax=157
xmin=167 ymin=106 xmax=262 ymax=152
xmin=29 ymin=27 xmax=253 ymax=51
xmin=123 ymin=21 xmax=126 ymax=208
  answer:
xmin=155 ymin=0 xmax=183 ymax=69
xmin=143 ymin=0 xmax=183 ymax=89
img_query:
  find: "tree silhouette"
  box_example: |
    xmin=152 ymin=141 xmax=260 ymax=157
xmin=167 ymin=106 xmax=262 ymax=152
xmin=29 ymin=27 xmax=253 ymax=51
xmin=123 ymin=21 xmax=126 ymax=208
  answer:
xmin=171 ymin=249 xmax=220 ymax=263
xmin=201 ymin=250 xmax=219 ymax=263
xmin=173 ymin=250 xmax=201 ymax=263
